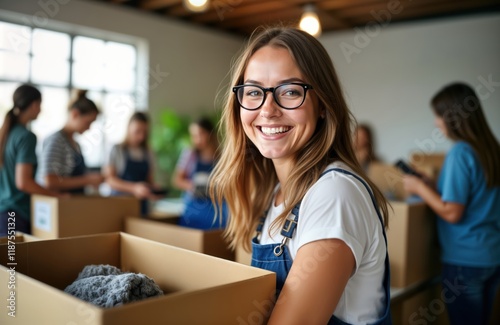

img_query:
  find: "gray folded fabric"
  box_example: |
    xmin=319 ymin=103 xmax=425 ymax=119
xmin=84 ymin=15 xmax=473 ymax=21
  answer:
xmin=64 ymin=264 xmax=163 ymax=307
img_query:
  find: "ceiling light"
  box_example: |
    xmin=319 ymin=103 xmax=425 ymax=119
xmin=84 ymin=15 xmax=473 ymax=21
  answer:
xmin=299 ymin=4 xmax=322 ymax=38
xmin=183 ymin=0 xmax=210 ymax=13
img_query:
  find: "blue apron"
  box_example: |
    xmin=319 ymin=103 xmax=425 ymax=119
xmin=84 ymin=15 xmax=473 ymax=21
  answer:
xmin=179 ymin=156 xmax=228 ymax=230
xmin=111 ymin=149 xmax=150 ymax=215
xmin=251 ymin=168 xmax=392 ymax=325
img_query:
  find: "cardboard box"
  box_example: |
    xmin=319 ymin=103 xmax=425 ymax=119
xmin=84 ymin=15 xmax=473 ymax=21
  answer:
xmin=368 ymin=162 xmax=408 ymax=201
xmin=31 ymin=195 xmax=140 ymax=239
xmin=0 ymin=232 xmax=39 ymax=244
xmin=410 ymin=152 xmax=446 ymax=178
xmin=386 ymin=201 xmax=440 ymax=288
xmin=0 ymin=232 xmax=275 ymax=325
xmin=125 ymin=217 xmax=235 ymax=261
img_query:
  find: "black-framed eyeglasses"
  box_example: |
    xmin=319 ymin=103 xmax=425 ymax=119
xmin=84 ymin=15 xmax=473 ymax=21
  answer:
xmin=232 ymin=83 xmax=313 ymax=110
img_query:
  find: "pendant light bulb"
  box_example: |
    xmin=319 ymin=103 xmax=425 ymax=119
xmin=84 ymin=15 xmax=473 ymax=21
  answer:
xmin=299 ymin=4 xmax=322 ymax=38
xmin=183 ymin=0 xmax=210 ymax=13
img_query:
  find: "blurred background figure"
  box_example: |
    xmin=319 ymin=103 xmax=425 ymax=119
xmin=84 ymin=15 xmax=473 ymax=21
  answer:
xmin=37 ymin=90 xmax=104 ymax=194
xmin=0 ymin=84 xmax=58 ymax=235
xmin=403 ymin=82 xmax=500 ymax=325
xmin=104 ymin=112 xmax=161 ymax=216
xmin=173 ymin=117 xmax=227 ymax=230
xmin=353 ymin=123 xmax=379 ymax=171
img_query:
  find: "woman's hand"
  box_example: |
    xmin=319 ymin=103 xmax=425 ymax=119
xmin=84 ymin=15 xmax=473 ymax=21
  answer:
xmin=85 ymin=173 xmax=104 ymax=187
xmin=403 ymin=175 xmax=425 ymax=195
xmin=133 ymin=182 xmax=153 ymax=199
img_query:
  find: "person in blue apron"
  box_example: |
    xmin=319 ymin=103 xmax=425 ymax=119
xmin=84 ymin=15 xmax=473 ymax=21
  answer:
xmin=105 ymin=112 xmax=161 ymax=216
xmin=38 ymin=90 xmax=103 ymax=194
xmin=173 ymin=117 xmax=228 ymax=230
xmin=209 ymin=27 xmax=392 ymax=324
xmin=404 ymin=83 xmax=500 ymax=325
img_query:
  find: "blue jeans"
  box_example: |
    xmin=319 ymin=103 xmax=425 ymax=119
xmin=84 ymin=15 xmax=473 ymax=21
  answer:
xmin=0 ymin=210 xmax=31 ymax=236
xmin=442 ymin=263 xmax=500 ymax=325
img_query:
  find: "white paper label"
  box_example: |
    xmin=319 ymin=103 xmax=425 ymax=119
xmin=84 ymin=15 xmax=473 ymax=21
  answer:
xmin=34 ymin=201 xmax=52 ymax=232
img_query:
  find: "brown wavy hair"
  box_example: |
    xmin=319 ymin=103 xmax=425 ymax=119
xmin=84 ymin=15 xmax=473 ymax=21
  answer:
xmin=431 ymin=82 xmax=500 ymax=187
xmin=210 ymin=27 xmax=389 ymax=251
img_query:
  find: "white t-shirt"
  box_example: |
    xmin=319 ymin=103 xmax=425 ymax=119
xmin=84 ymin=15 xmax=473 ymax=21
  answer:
xmin=259 ymin=162 xmax=386 ymax=324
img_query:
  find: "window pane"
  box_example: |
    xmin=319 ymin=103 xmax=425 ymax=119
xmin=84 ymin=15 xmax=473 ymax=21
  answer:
xmin=72 ymin=61 xmax=104 ymax=90
xmin=105 ymin=42 xmax=136 ymax=68
xmin=32 ymin=29 xmax=70 ymax=59
xmin=103 ymin=93 xmax=135 ymax=145
xmin=31 ymin=87 xmax=70 ymax=154
xmin=104 ymin=66 xmax=135 ymax=92
xmin=73 ymin=36 xmax=105 ymax=64
xmin=0 ymin=21 xmax=31 ymax=53
xmin=32 ymin=56 xmax=69 ymax=86
xmin=0 ymin=52 xmax=29 ymax=81
xmin=0 ymin=82 xmax=19 ymax=126
xmin=76 ymin=117 xmax=105 ymax=168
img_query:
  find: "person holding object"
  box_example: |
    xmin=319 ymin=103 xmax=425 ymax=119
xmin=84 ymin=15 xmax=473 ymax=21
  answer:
xmin=403 ymin=83 xmax=500 ymax=325
xmin=0 ymin=84 xmax=59 ymax=235
xmin=104 ymin=112 xmax=162 ymax=215
xmin=37 ymin=90 xmax=103 ymax=194
xmin=173 ymin=117 xmax=228 ymax=230
xmin=210 ymin=27 xmax=391 ymax=325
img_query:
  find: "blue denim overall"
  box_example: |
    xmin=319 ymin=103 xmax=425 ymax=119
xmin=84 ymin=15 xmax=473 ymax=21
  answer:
xmin=111 ymin=149 xmax=150 ymax=215
xmin=68 ymin=146 xmax=86 ymax=194
xmin=251 ymin=168 xmax=392 ymax=325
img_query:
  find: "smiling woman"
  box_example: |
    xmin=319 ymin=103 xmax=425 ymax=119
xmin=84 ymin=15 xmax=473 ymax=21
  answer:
xmin=210 ymin=27 xmax=392 ymax=325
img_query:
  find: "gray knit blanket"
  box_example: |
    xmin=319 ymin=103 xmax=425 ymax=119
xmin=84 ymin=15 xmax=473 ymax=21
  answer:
xmin=64 ymin=264 xmax=163 ymax=307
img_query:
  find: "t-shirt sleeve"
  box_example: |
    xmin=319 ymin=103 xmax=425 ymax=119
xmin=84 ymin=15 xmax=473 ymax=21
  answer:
xmin=296 ymin=172 xmax=376 ymax=274
xmin=15 ymin=131 xmax=37 ymax=164
xmin=38 ymin=133 xmax=69 ymax=177
xmin=175 ymin=148 xmax=194 ymax=174
xmin=439 ymin=144 xmax=471 ymax=205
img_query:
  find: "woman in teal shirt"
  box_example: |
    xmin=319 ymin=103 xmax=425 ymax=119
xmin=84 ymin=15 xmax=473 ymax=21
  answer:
xmin=404 ymin=83 xmax=500 ymax=325
xmin=0 ymin=84 xmax=58 ymax=236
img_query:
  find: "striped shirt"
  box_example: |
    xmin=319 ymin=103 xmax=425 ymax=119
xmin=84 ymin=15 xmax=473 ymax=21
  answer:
xmin=36 ymin=130 xmax=86 ymax=186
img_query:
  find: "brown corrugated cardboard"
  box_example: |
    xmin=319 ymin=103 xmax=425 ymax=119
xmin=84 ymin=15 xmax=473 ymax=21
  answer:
xmin=0 ymin=232 xmax=39 ymax=244
xmin=368 ymin=162 xmax=408 ymax=201
xmin=124 ymin=217 xmax=234 ymax=260
xmin=386 ymin=201 xmax=440 ymax=288
xmin=31 ymin=195 xmax=140 ymax=239
xmin=0 ymin=232 xmax=275 ymax=325
xmin=410 ymin=152 xmax=446 ymax=178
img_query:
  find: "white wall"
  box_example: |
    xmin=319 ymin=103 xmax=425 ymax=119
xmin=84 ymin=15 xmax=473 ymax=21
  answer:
xmin=0 ymin=0 xmax=243 ymax=116
xmin=320 ymin=13 xmax=500 ymax=163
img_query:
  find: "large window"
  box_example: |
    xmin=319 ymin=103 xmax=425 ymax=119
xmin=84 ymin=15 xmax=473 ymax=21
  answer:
xmin=0 ymin=21 xmax=138 ymax=167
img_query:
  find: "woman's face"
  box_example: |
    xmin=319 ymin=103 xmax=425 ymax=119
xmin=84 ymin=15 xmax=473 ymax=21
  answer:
xmin=27 ymin=99 xmax=42 ymax=121
xmin=434 ymin=115 xmax=448 ymax=137
xmin=240 ymin=45 xmax=320 ymax=164
xmin=74 ymin=111 xmax=98 ymax=134
xmin=190 ymin=124 xmax=211 ymax=150
xmin=355 ymin=128 xmax=369 ymax=150
xmin=128 ymin=120 xmax=148 ymax=147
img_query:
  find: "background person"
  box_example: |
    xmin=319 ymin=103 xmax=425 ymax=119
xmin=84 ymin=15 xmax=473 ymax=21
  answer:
xmin=37 ymin=90 xmax=103 ymax=194
xmin=173 ymin=117 xmax=227 ymax=230
xmin=403 ymin=82 xmax=500 ymax=325
xmin=353 ymin=123 xmax=379 ymax=171
xmin=104 ymin=112 xmax=161 ymax=215
xmin=0 ymin=84 xmax=59 ymax=235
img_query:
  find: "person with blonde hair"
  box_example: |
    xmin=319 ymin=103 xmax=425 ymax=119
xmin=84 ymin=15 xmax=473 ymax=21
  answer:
xmin=404 ymin=82 xmax=500 ymax=325
xmin=210 ymin=27 xmax=391 ymax=324
xmin=37 ymin=90 xmax=103 ymax=193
